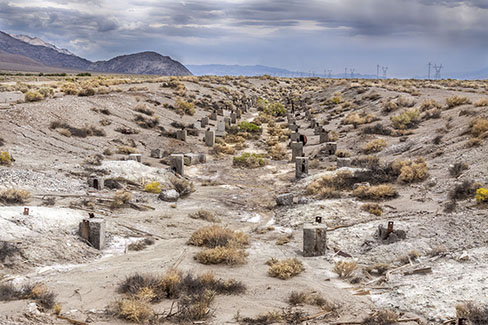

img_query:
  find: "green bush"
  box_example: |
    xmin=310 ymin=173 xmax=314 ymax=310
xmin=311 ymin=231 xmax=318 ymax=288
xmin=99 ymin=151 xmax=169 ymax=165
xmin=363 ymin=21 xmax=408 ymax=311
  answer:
xmin=233 ymin=153 xmax=266 ymax=168
xmin=264 ymin=102 xmax=287 ymax=117
xmin=238 ymin=121 xmax=261 ymax=133
xmin=24 ymin=91 xmax=43 ymax=102
xmin=391 ymin=108 xmax=420 ymax=129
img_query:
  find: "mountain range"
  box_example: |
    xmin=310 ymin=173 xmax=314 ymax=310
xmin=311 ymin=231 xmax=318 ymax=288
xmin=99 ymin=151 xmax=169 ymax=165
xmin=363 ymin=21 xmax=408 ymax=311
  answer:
xmin=0 ymin=31 xmax=191 ymax=76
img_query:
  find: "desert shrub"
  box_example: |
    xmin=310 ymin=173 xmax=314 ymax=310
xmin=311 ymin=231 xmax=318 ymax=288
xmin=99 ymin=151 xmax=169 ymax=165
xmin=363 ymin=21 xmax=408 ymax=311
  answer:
xmin=361 ymin=203 xmax=383 ymax=216
xmin=213 ymin=143 xmax=236 ymax=155
xmin=288 ymin=291 xmax=308 ymax=305
xmin=61 ymin=82 xmax=80 ymax=95
xmin=111 ymin=190 xmax=132 ymax=209
xmin=335 ymin=150 xmax=351 ymax=158
xmin=397 ymin=96 xmax=415 ymax=107
xmin=0 ymin=151 xmax=12 ymax=166
xmin=362 ymin=309 xmax=399 ymax=325
xmin=181 ymin=272 xmax=246 ymax=296
xmin=144 ymin=181 xmax=162 ymax=194
xmin=21 ymin=283 xmax=57 ymax=309
xmin=382 ymin=100 xmax=398 ymax=113
xmin=475 ymin=188 xmax=488 ymax=203
xmin=363 ymin=123 xmax=393 ymax=136
xmin=269 ymin=144 xmax=288 ymax=160
xmin=128 ymin=238 xmax=155 ymax=251
xmin=134 ymin=114 xmax=159 ymax=128
xmin=78 ymin=87 xmax=95 ymax=96
xmin=470 ymin=118 xmax=488 ymax=137
xmin=449 ymin=180 xmax=481 ymax=201
xmin=238 ymin=121 xmax=261 ymax=134
xmin=189 ymin=209 xmax=220 ymax=222
xmin=333 ymin=260 xmax=358 ymax=278
xmin=188 ymin=225 xmax=248 ymax=248
xmin=117 ymin=145 xmax=137 ymax=154
xmin=446 ymin=95 xmax=471 ymax=108
xmin=363 ymin=139 xmax=387 ymax=154
xmin=0 ymin=283 xmax=19 ymax=301
xmin=0 ymin=241 xmax=20 ymax=263
xmin=420 ymin=99 xmax=442 ymax=111
xmin=353 ymin=184 xmax=398 ymax=200
xmin=391 ymin=108 xmax=420 ymax=129
xmin=175 ymin=99 xmax=195 ymax=115
xmin=456 ymin=302 xmax=488 ymax=324
xmin=114 ymin=298 xmax=154 ymax=323
xmin=0 ymin=189 xmax=30 ymax=204
xmin=233 ymin=152 xmax=266 ymax=168
xmin=264 ymin=101 xmax=287 ymax=116
xmin=170 ymin=176 xmax=195 ymax=197
xmin=118 ymin=273 xmax=163 ymax=299
xmin=267 ymin=258 xmax=304 ymax=280
xmin=328 ymin=130 xmax=339 ymax=141
xmin=474 ymin=98 xmax=488 ymax=107
xmin=449 ymin=162 xmax=468 ymax=178
xmin=134 ymin=104 xmax=154 ymax=116
xmin=24 ymin=90 xmax=43 ymax=102
xmin=194 ymin=246 xmax=247 ymax=265
xmin=392 ymin=158 xmax=428 ymax=183
xmin=174 ymin=290 xmax=215 ymax=322
xmin=38 ymin=88 xmax=53 ymax=98
xmin=342 ymin=112 xmax=377 ymax=127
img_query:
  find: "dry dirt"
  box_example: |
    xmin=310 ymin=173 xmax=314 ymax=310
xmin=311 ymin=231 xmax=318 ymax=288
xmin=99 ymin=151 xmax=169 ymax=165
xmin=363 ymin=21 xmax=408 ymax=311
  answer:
xmin=0 ymin=75 xmax=487 ymax=324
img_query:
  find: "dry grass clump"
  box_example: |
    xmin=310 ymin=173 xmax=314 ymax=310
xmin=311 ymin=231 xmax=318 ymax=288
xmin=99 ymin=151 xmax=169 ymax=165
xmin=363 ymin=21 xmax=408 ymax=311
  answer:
xmin=188 ymin=225 xmax=248 ymax=248
xmin=134 ymin=103 xmax=154 ymax=116
xmin=391 ymin=108 xmax=420 ymax=129
xmin=0 ymin=189 xmax=30 ymax=204
xmin=276 ymin=233 xmax=293 ymax=245
xmin=50 ymin=121 xmax=105 ymax=137
xmin=269 ymin=144 xmax=288 ymax=160
xmin=117 ymin=145 xmax=137 ymax=154
xmin=396 ymin=96 xmax=415 ymax=107
xmin=0 ymin=241 xmax=20 ymax=263
xmin=470 ymin=118 xmax=488 ymax=138
xmin=391 ymin=158 xmax=428 ymax=183
xmin=446 ymin=95 xmax=471 ymax=108
xmin=113 ymin=298 xmax=154 ymax=323
xmin=0 ymin=151 xmax=12 ymax=166
xmin=189 ymin=209 xmax=220 ymax=222
xmin=448 ymin=180 xmax=481 ymax=201
xmin=382 ymin=100 xmax=398 ymax=113
xmin=128 ymin=238 xmax=155 ymax=251
xmin=111 ymin=190 xmax=132 ymax=209
xmin=420 ymin=99 xmax=442 ymax=111
xmin=213 ymin=143 xmax=236 ymax=155
xmin=194 ymin=246 xmax=248 ymax=265
xmin=474 ymin=98 xmax=488 ymax=107
xmin=134 ymin=114 xmax=159 ymax=128
xmin=333 ymin=260 xmax=358 ymax=278
xmin=24 ymin=90 xmax=43 ymax=102
xmin=456 ymin=302 xmax=488 ymax=324
xmin=175 ymin=99 xmax=195 ymax=115
xmin=353 ymin=185 xmax=398 ymax=201
xmin=288 ymin=291 xmax=336 ymax=311
xmin=363 ymin=138 xmax=387 ymax=154
xmin=362 ymin=309 xmax=399 ymax=325
xmin=328 ymin=130 xmax=339 ymax=141
xmin=342 ymin=112 xmax=377 ymax=127
xmin=233 ymin=152 xmax=266 ymax=168
xmin=361 ymin=203 xmax=383 ymax=216
xmin=0 ymin=282 xmax=56 ymax=310
xmin=267 ymin=258 xmax=304 ymax=280
xmin=239 ymin=309 xmax=307 ymax=324
xmin=335 ymin=150 xmax=351 ymax=158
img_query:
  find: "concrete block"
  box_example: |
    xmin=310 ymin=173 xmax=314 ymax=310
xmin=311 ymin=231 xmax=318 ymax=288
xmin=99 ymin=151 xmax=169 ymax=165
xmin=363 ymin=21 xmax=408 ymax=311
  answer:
xmin=129 ymin=153 xmax=142 ymax=163
xmin=88 ymin=175 xmax=104 ymax=190
xmin=296 ymin=157 xmax=309 ymax=178
xmin=291 ymin=141 xmax=304 ymax=161
xmin=79 ymin=218 xmax=106 ymax=250
xmin=303 ymin=224 xmax=327 ymax=257
xmin=205 ymin=130 xmax=215 ymax=146
xmin=325 ymin=142 xmax=337 ymax=155
xmin=290 ymin=132 xmax=300 ymax=142
xmin=230 ymin=112 xmax=237 ymax=124
xmin=176 ymin=129 xmax=187 ymax=141
xmin=319 ymin=132 xmax=329 ymax=144
xmin=210 ymin=112 xmax=217 ymax=120
xmin=151 ymin=149 xmax=163 ymax=159
xmin=170 ymin=154 xmax=184 ymax=176
xmin=201 ymin=116 xmax=209 ymax=128
xmin=337 ymin=157 xmax=351 ymax=168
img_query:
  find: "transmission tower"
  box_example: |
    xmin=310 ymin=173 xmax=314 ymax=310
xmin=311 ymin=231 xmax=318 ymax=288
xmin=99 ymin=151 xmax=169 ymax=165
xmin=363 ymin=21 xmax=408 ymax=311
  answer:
xmin=377 ymin=64 xmax=380 ymax=79
xmin=327 ymin=69 xmax=332 ymax=78
xmin=350 ymin=68 xmax=355 ymax=79
xmin=428 ymin=62 xmax=432 ymax=80
xmin=382 ymin=66 xmax=388 ymax=79
xmin=433 ymin=64 xmax=442 ymax=80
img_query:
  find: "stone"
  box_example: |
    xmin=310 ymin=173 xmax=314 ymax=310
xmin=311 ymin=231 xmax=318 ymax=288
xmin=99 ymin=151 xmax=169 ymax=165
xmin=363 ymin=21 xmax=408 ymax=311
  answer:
xmin=276 ymin=193 xmax=293 ymax=206
xmin=319 ymin=132 xmax=329 ymax=144
xmin=79 ymin=218 xmax=106 ymax=249
xmin=170 ymin=154 xmax=184 ymax=176
xmin=325 ymin=142 xmax=337 ymax=155
xmin=303 ymin=224 xmax=327 ymax=257
xmin=159 ymin=189 xmax=180 ymax=202
xmin=176 ymin=129 xmax=187 ymax=141
xmin=210 ymin=112 xmax=217 ymax=120
xmin=201 ymin=116 xmax=209 ymax=128
xmin=128 ymin=153 xmax=142 ymax=163
xmin=290 ymin=132 xmax=300 ymax=142
xmin=199 ymin=153 xmax=207 ymax=163
xmin=217 ymin=109 xmax=224 ymax=116
xmin=217 ymin=119 xmax=225 ymax=132
xmin=88 ymin=175 xmax=104 ymax=190
xmin=184 ymin=153 xmax=202 ymax=165
xmin=289 ymin=124 xmax=299 ymax=132
xmin=310 ymin=119 xmax=316 ymax=128
xmin=150 ymin=149 xmax=163 ymax=159
xmin=337 ymin=158 xmax=351 ymax=168
xmin=291 ymin=141 xmax=304 ymax=161
xmin=230 ymin=112 xmax=237 ymax=124
xmin=236 ymin=110 xmax=241 ymax=119
xmin=314 ymin=126 xmax=322 ymax=135
xmin=205 ymin=130 xmax=215 ymax=146
xmin=296 ymin=157 xmax=309 ymax=178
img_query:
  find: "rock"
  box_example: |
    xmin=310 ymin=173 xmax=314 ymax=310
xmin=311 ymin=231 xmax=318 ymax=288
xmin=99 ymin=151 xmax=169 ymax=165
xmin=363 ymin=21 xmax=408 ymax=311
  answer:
xmin=276 ymin=193 xmax=293 ymax=206
xmin=159 ymin=189 xmax=180 ymax=202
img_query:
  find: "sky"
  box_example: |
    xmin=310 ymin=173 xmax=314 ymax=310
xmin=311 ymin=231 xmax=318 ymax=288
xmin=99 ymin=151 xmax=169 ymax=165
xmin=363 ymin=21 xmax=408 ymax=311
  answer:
xmin=1 ymin=0 xmax=488 ymax=78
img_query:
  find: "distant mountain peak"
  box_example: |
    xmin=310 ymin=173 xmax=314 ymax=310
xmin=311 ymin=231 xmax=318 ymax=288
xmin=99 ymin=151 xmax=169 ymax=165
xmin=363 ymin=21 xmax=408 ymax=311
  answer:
xmin=8 ymin=33 xmax=76 ymax=57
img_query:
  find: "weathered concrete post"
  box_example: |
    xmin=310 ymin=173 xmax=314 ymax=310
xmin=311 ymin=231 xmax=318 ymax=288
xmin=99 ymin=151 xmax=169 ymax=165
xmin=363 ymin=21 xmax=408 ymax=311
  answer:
xmin=303 ymin=223 xmax=327 ymax=257
xmin=128 ymin=153 xmax=142 ymax=163
xmin=236 ymin=110 xmax=241 ymax=119
xmin=210 ymin=111 xmax=217 ymax=120
xmin=289 ymin=124 xmax=299 ymax=132
xmin=151 ymin=149 xmax=163 ymax=159
xmin=230 ymin=112 xmax=237 ymax=124
xmin=79 ymin=218 xmax=106 ymax=250
xmin=217 ymin=108 xmax=224 ymax=116
xmin=310 ymin=119 xmax=316 ymax=128
xmin=170 ymin=154 xmax=184 ymax=176
xmin=205 ymin=129 xmax=215 ymax=147
xmin=319 ymin=131 xmax=329 ymax=144
xmin=290 ymin=132 xmax=300 ymax=142
xmin=314 ymin=126 xmax=322 ymax=135
xmin=325 ymin=142 xmax=337 ymax=155
xmin=337 ymin=157 xmax=351 ymax=168
xmin=291 ymin=141 xmax=304 ymax=161
xmin=176 ymin=129 xmax=187 ymax=141
xmin=201 ymin=116 xmax=209 ymax=128
xmin=295 ymin=157 xmax=309 ymax=178
xmin=216 ymin=119 xmax=226 ymax=135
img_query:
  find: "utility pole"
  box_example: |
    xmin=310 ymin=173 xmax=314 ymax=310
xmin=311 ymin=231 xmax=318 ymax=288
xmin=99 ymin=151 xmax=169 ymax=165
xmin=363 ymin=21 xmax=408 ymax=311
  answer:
xmin=377 ymin=64 xmax=380 ymax=79
xmin=328 ymin=69 xmax=332 ymax=78
xmin=344 ymin=68 xmax=348 ymax=78
xmin=428 ymin=62 xmax=432 ymax=80
xmin=350 ymin=68 xmax=355 ymax=79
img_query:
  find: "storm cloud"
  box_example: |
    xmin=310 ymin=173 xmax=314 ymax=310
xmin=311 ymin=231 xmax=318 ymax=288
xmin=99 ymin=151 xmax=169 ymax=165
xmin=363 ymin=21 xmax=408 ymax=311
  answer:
xmin=0 ymin=0 xmax=487 ymax=77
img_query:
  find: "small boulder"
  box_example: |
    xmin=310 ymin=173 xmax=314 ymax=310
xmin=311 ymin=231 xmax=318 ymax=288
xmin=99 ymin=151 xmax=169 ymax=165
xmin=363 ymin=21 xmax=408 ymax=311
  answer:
xmin=159 ymin=189 xmax=180 ymax=202
xmin=276 ymin=193 xmax=293 ymax=206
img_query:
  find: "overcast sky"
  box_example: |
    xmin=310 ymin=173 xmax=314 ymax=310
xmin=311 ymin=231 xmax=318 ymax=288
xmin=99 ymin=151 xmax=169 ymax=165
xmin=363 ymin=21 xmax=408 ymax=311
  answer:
xmin=1 ymin=0 xmax=488 ymax=77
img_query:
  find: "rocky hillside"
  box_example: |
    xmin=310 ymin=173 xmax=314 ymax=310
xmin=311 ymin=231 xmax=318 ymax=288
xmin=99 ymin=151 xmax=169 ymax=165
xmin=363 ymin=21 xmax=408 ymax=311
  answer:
xmin=0 ymin=31 xmax=191 ymax=76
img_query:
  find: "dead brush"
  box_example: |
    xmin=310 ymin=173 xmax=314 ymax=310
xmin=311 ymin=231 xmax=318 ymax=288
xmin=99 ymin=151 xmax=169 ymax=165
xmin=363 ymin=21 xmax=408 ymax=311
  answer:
xmin=189 ymin=209 xmax=220 ymax=222
xmin=194 ymin=246 xmax=248 ymax=265
xmin=456 ymin=302 xmax=488 ymax=324
xmin=288 ymin=291 xmax=337 ymax=311
xmin=276 ymin=233 xmax=293 ymax=245
xmin=116 ymin=145 xmax=137 ymax=154
xmin=134 ymin=103 xmax=154 ymax=116
xmin=362 ymin=309 xmax=399 ymax=325
xmin=342 ymin=111 xmax=378 ymax=127
xmin=128 ymin=238 xmax=155 ymax=251
xmin=391 ymin=157 xmax=428 ymax=183
xmin=446 ymin=95 xmax=471 ymax=108
xmin=134 ymin=114 xmax=159 ymax=129
xmin=353 ymin=184 xmax=398 ymax=201
xmin=333 ymin=260 xmax=358 ymax=278
xmin=362 ymin=138 xmax=387 ymax=154
xmin=474 ymin=98 xmax=488 ymax=107
xmin=0 ymin=282 xmax=57 ymax=310
xmin=113 ymin=298 xmax=154 ymax=323
xmin=470 ymin=118 xmax=488 ymax=138
xmin=188 ymin=225 xmax=249 ymax=248
xmin=269 ymin=144 xmax=288 ymax=160
xmin=239 ymin=308 xmax=307 ymax=324
xmin=110 ymin=190 xmax=132 ymax=209
xmin=0 ymin=241 xmax=20 ymax=262
xmin=449 ymin=162 xmax=469 ymax=178
xmin=0 ymin=189 xmax=30 ymax=204
xmin=361 ymin=203 xmax=383 ymax=216
xmin=173 ymin=290 xmax=215 ymax=322
xmin=213 ymin=143 xmax=236 ymax=155
xmin=267 ymin=258 xmax=304 ymax=280
xmin=181 ymin=272 xmax=246 ymax=295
